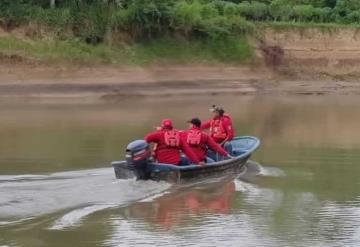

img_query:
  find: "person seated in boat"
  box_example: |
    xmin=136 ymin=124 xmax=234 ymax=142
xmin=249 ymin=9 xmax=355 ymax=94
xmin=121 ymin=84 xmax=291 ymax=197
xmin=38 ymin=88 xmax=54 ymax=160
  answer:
xmin=182 ymin=118 xmax=231 ymax=163
xmin=145 ymin=119 xmax=201 ymax=166
xmin=201 ymin=105 xmax=235 ymax=155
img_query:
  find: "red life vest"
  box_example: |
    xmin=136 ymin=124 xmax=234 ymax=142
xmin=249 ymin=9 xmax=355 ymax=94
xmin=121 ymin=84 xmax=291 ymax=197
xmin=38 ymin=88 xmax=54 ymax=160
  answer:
xmin=223 ymin=114 xmax=233 ymax=125
xmin=210 ymin=117 xmax=227 ymax=139
xmin=186 ymin=130 xmax=202 ymax=146
xmin=164 ymin=130 xmax=180 ymax=147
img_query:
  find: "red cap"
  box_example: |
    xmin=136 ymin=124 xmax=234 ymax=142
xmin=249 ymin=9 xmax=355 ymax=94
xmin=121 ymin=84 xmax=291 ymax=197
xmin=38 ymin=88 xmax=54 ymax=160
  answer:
xmin=161 ymin=119 xmax=173 ymax=128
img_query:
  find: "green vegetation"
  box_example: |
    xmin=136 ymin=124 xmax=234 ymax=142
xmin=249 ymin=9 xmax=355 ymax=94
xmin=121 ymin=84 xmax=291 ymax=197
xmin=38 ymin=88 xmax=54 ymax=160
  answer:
xmin=0 ymin=36 xmax=254 ymax=65
xmin=0 ymin=0 xmax=256 ymax=42
xmin=0 ymin=0 xmax=359 ymax=64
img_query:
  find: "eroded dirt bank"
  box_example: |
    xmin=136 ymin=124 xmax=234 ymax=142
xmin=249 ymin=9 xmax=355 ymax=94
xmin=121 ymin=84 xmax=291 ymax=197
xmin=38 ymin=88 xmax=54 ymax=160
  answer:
xmin=260 ymin=27 xmax=360 ymax=77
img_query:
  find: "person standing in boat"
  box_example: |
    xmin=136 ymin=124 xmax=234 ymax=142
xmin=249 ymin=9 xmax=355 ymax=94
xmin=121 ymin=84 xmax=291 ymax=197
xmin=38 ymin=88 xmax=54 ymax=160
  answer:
xmin=183 ymin=118 xmax=231 ymax=163
xmin=201 ymin=105 xmax=235 ymax=155
xmin=145 ymin=119 xmax=201 ymax=166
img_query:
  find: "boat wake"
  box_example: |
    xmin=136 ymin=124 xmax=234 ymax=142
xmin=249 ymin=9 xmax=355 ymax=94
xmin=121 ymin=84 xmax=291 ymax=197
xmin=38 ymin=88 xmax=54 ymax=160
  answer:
xmin=0 ymin=161 xmax=282 ymax=230
xmin=0 ymin=217 xmax=34 ymax=226
xmin=243 ymin=160 xmax=286 ymax=178
xmin=258 ymin=165 xmax=286 ymax=177
xmin=49 ymin=204 xmax=118 ymax=230
xmin=0 ymin=168 xmax=171 ymax=230
xmin=235 ymin=179 xmax=283 ymax=208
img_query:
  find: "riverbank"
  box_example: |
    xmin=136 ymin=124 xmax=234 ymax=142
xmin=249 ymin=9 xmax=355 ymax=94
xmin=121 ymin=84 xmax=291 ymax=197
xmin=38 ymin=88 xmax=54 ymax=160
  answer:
xmin=1 ymin=25 xmax=360 ymax=101
xmin=1 ymin=64 xmax=360 ymax=103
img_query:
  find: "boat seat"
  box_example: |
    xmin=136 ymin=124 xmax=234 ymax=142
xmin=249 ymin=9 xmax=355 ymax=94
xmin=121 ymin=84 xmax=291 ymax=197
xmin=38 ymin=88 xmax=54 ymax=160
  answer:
xmin=206 ymin=157 xmax=215 ymax=163
xmin=232 ymin=148 xmax=246 ymax=157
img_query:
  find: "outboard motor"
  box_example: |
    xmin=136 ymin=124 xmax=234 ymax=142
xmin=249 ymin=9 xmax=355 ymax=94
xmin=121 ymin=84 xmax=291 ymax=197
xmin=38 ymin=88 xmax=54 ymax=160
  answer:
xmin=125 ymin=140 xmax=151 ymax=179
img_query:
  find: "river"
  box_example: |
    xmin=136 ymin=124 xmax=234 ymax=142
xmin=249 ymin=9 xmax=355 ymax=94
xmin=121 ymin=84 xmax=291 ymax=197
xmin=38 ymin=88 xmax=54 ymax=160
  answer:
xmin=0 ymin=95 xmax=360 ymax=247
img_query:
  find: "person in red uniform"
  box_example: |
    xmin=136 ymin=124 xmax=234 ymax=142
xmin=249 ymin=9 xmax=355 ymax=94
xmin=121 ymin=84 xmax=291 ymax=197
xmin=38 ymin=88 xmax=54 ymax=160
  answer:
xmin=182 ymin=118 xmax=231 ymax=163
xmin=145 ymin=119 xmax=200 ymax=166
xmin=201 ymin=105 xmax=234 ymax=144
xmin=201 ymin=105 xmax=235 ymax=157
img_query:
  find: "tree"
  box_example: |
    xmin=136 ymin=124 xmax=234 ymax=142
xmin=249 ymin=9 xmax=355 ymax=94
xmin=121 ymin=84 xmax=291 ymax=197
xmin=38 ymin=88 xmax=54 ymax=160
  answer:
xmin=50 ymin=0 xmax=55 ymax=8
xmin=313 ymin=7 xmax=332 ymax=22
xmin=223 ymin=2 xmax=238 ymax=17
xmin=172 ymin=0 xmax=202 ymax=36
xmin=346 ymin=10 xmax=360 ymax=23
xmin=237 ymin=1 xmax=251 ymax=17
xmin=334 ymin=0 xmax=360 ymax=18
xmin=248 ymin=1 xmax=267 ymax=21
xmin=269 ymin=0 xmax=292 ymax=21
xmin=293 ymin=5 xmax=315 ymax=22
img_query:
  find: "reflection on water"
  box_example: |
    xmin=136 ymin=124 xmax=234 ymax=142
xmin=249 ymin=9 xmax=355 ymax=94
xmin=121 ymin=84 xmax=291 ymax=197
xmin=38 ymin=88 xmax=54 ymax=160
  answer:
xmin=125 ymin=180 xmax=236 ymax=231
xmin=1 ymin=95 xmax=360 ymax=247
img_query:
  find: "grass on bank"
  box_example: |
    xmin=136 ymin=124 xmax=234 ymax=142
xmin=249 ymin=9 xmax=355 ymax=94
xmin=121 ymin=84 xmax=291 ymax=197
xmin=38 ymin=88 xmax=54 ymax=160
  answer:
xmin=0 ymin=36 xmax=254 ymax=65
xmin=262 ymin=21 xmax=360 ymax=30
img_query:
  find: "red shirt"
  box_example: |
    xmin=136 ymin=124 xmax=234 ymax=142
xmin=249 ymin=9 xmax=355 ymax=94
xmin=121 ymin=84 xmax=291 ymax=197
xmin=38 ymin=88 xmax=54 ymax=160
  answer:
xmin=145 ymin=130 xmax=200 ymax=165
xmin=182 ymin=127 xmax=228 ymax=161
xmin=201 ymin=116 xmax=235 ymax=143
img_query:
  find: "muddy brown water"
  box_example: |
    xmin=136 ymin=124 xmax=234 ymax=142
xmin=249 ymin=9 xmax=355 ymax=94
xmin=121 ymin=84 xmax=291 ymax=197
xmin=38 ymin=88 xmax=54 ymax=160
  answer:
xmin=1 ymin=95 xmax=360 ymax=247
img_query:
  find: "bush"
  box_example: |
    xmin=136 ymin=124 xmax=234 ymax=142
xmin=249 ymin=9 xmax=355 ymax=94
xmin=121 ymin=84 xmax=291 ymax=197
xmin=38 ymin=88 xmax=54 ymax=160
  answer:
xmin=111 ymin=8 xmax=129 ymax=30
xmin=223 ymin=2 xmax=239 ymax=17
xmin=247 ymin=1 xmax=268 ymax=21
xmin=29 ymin=7 xmax=72 ymax=28
xmin=201 ymin=3 xmax=219 ymax=19
xmin=71 ymin=2 xmax=113 ymax=44
xmin=171 ymin=0 xmax=253 ymax=39
xmin=0 ymin=1 xmax=29 ymax=28
xmin=334 ymin=0 xmax=360 ymax=18
xmin=198 ymin=15 xmax=253 ymax=39
xmin=172 ymin=1 xmax=202 ymax=36
xmin=237 ymin=2 xmax=251 ymax=18
xmin=208 ymin=1 xmax=230 ymax=15
xmin=312 ymin=7 xmax=333 ymax=22
xmin=269 ymin=0 xmax=293 ymax=21
xmin=346 ymin=10 xmax=360 ymax=23
xmin=293 ymin=5 xmax=315 ymax=22
xmin=1 ymin=0 xmax=360 ymax=49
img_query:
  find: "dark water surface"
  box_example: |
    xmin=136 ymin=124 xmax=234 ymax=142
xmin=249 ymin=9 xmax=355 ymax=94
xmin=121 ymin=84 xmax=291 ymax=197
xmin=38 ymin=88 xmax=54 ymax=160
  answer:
xmin=1 ymin=95 xmax=360 ymax=247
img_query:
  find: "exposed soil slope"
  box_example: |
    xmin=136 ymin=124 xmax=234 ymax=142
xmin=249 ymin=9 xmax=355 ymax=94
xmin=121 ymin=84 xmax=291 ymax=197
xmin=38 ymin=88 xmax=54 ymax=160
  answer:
xmin=261 ymin=27 xmax=360 ymax=77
